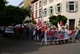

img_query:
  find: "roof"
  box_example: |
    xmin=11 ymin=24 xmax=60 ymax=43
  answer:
xmin=19 ymin=1 xmax=24 ymax=6
xmin=31 ymin=0 xmax=38 ymax=4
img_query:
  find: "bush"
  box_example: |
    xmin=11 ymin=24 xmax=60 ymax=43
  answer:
xmin=49 ymin=15 xmax=68 ymax=26
xmin=24 ymin=20 xmax=36 ymax=24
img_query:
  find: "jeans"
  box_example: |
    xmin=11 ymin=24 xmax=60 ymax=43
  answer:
xmin=75 ymin=33 xmax=80 ymax=41
xmin=22 ymin=32 xmax=26 ymax=40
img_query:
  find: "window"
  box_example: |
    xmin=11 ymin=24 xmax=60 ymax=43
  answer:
xmin=32 ymin=5 xmax=34 ymax=10
xmin=66 ymin=1 xmax=78 ymax=12
xmin=36 ymin=3 xmax=37 ymax=9
xmin=43 ymin=0 xmax=47 ymax=5
xmin=57 ymin=4 xmax=60 ymax=12
xmin=69 ymin=2 xmax=74 ymax=11
xmin=55 ymin=3 xmax=62 ymax=13
xmin=35 ymin=10 xmax=38 ymax=18
xmin=39 ymin=1 xmax=41 ymax=7
xmin=44 ymin=8 xmax=47 ymax=16
xmin=49 ymin=6 xmax=53 ymax=14
xmin=49 ymin=0 xmax=53 ymax=3
xmin=39 ymin=9 xmax=42 ymax=17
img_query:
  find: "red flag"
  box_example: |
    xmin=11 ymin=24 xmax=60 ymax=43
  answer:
xmin=37 ymin=19 xmax=42 ymax=29
xmin=60 ymin=21 xmax=63 ymax=26
xmin=70 ymin=30 xmax=76 ymax=36
xmin=41 ymin=27 xmax=46 ymax=32
xmin=32 ymin=12 xmax=34 ymax=20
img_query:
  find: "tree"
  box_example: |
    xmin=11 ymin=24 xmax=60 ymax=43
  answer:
xmin=49 ymin=15 xmax=68 ymax=26
xmin=32 ymin=20 xmax=36 ymax=24
xmin=0 ymin=5 xmax=30 ymax=26
xmin=0 ymin=0 xmax=7 ymax=11
xmin=24 ymin=20 xmax=36 ymax=24
xmin=57 ymin=15 xmax=67 ymax=25
xmin=25 ymin=20 xmax=32 ymax=23
xmin=49 ymin=15 xmax=58 ymax=26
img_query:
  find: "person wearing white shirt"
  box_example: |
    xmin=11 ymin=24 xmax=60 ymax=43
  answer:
xmin=65 ymin=28 xmax=71 ymax=43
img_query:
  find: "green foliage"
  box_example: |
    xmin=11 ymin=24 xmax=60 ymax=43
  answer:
xmin=79 ymin=20 xmax=80 ymax=23
xmin=24 ymin=20 xmax=36 ymax=24
xmin=49 ymin=15 xmax=67 ymax=26
xmin=0 ymin=5 xmax=30 ymax=26
xmin=25 ymin=20 xmax=32 ymax=23
xmin=57 ymin=15 xmax=67 ymax=25
xmin=49 ymin=15 xmax=58 ymax=26
xmin=32 ymin=20 xmax=36 ymax=24
xmin=0 ymin=0 xmax=6 ymax=11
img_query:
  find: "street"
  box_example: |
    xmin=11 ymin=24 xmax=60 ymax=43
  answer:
xmin=0 ymin=34 xmax=80 ymax=54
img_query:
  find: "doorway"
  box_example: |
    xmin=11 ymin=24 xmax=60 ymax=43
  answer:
xmin=69 ymin=19 xmax=75 ymax=30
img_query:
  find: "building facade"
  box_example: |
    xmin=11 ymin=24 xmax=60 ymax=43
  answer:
xmin=42 ymin=0 xmax=80 ymax=29
xmin=31 ymin=0 xmax=43 ymax=21
xmin=23 ymin=0 xmax=32 ymax=8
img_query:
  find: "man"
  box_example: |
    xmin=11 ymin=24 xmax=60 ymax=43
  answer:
xmin=22 ymin=26 xmax=27 ymax=40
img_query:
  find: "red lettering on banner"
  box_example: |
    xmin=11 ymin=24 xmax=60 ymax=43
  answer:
xmin=46 ymin=30 xmax=57 ymax=36
xmin=58 ymin=34 xmax=64 ymax=40
xmin=51 ymin=31 xmax=54 ymax=36
xmin=50 ymin=31 xmax=52 ymax=36
xmin=46 ymin=30 xmax=49 ymax=36
xmin=54 ymin=31 xmax=57 ymax=35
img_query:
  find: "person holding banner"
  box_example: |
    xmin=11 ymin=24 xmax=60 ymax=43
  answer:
xmin=43 ymin=27 xmax=50 ymax=45
xmin=41 ymin=26 xmax=47 ymax=40
xmin=49 ymin=26 xmax=57 ymax=44
xmin=57 ymin=26 xmax=65 ymax=44
xmin=75 ymin=30 xmax=80 ymax=43
xmin=69 ymin=29 xmax=77 ymax=42
xmin=74 ymin=27 xmax=80 ymax=43
xmin=37 ymin=29 xmax=42 ymax=40
xmin=65 ymin=26 xmax=70 ymax=43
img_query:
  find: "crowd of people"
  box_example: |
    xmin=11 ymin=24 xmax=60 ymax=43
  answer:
xmin=14 ymin=24 xmax=80 ymax=45
xmin=19 ymin=25 xmax=47 ymax=41
xmin=43 ymin=26 xmax=80 ymax=45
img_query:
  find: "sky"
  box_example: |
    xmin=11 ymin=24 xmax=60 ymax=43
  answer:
xmin=7 ymin=0 xmax=23 ymax=6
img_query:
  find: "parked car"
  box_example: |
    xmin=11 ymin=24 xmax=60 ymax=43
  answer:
xmin=0 ymin=27 xmax=5 ymax=33
xmin=2 ymin=27 xmax=14 ymax=37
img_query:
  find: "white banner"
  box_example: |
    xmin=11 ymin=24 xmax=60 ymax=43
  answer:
xmin=44 ymin=30 xmax=78 ymax=42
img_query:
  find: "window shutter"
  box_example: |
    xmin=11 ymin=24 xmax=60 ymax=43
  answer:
xmin=49 ymin=0 xmax=53 ymax=3
xmin=44 ymin=0 xmax=47 ymax=5
xmin=43 ymin=0 xmax=44 ymax=3
xmin=48 ymin=7 xmax=50 ymax=15
xmin=46 ymin=8 xmax=47 ymax=16
xmin=42 ymin=10 xmax=45 ymax=17
xmin=60 ymin=3 xmax=62 ymax=12
xmin=75 ymin=1 xmax=78 ymax=11
xmin=43 ymin=0 xmax=45 ymax=5
xmin=52 ymin=6 xmax=54 ymax=14
xmin=66 ymin=2 xmax=69 ymax=12
xmin=46 ymin=0 xmax=47 ymax=3
xmin=44 ymin=9 xmax=46 ymax=16
xmin=41 ymin=10 xmax=43 ymax=17
xmin=46 ymin=9 xmax=47 ymax=16
xmin=55 ymin=5 xmax=57 ymax=13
